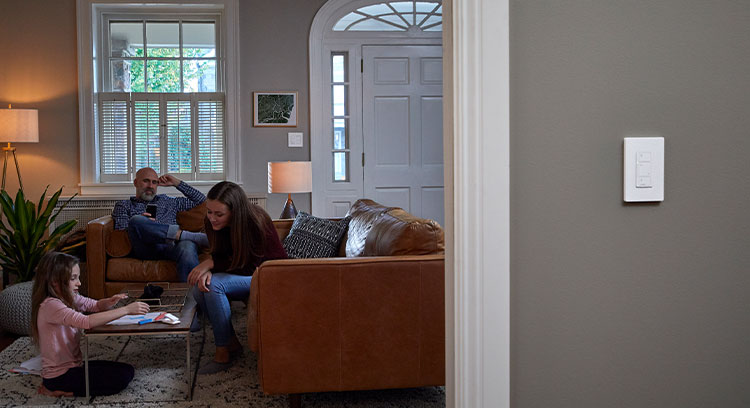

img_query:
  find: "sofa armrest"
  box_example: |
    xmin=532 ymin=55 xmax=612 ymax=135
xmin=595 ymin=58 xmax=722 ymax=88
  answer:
xmin=86 ymin=215 xmax=114 ymax=299
xmin=248 ymin=255 xmax=445 ymax=394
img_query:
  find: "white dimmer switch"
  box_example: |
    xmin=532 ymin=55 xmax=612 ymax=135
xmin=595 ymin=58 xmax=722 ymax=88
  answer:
xmin=624 ymin=137 xmax=664 ymax=202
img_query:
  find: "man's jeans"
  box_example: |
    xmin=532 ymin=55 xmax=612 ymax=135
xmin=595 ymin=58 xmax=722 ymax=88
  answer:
xmin=126 ymin=215 xmax=199 ymax=282
xmin=190 ymin=273 xmax=253 ymax=346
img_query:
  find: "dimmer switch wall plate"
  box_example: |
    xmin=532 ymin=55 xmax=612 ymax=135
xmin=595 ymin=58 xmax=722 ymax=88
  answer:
xmin=288 ymin=132 xmax=303 ymax=147
xmin=624 ymin=137 xmax=664 ymax=202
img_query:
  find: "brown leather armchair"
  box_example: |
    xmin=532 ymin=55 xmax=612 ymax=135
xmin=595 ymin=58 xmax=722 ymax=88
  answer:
xmin=85 ymin=203 xmax=207 ymax=299
xmin=247 ymin=199 xmax=446 ymax=395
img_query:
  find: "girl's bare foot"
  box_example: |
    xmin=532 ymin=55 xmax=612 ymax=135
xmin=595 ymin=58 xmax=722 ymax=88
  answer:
xmin=37 ymin=384 xmax=74 ymax=397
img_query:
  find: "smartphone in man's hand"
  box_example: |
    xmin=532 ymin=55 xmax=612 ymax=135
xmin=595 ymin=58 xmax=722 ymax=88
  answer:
xmin=145 ymin=204 xmax=157 ymax=218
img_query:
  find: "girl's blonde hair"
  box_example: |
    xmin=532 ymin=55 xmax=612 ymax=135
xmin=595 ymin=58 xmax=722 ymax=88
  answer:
xmin=30 ymin=252 xmax=79 ymax=345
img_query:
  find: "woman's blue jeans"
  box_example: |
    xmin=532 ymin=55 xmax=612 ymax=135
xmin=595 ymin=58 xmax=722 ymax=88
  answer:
xmin=190 ymin=273 xmax=252 ymax=346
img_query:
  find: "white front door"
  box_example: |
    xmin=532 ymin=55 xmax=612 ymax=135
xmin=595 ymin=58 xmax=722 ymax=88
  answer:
xmin=362 ymin=45 xmax=444 ymax=226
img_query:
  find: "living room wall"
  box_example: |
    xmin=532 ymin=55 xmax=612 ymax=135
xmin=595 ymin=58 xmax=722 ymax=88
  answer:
xmin=510 ymin=1 xmax=750 ymax=407
xmin=0 ymin=0 xmax=327 ymax=215
xmin=0 ymin=1 xmax=80 ymax=200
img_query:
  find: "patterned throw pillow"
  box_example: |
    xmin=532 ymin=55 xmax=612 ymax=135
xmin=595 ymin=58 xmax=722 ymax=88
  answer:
xmin=283 ymin=212 xmax=351 ymax=259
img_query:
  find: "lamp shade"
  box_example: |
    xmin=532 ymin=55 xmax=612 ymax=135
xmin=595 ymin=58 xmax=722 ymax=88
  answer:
xmin=268 ymin=161 xmax=312 ymax=193
xmin=0 ymin=108 xmax=39 ymax=143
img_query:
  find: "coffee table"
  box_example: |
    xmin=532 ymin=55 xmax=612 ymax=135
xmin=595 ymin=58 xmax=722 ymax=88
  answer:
xmin=82 ymin=283 xmax=201 ymax=400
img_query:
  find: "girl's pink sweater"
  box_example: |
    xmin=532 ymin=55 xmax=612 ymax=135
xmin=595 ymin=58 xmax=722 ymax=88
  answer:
xmin=37 ymin=294 xmax=104 ymax=379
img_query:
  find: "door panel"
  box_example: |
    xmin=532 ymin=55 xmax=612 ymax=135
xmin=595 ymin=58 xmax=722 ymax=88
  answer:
xmin=363 ymin=45 xmax=443 ymax=226
xmin=421 ymin=96 xmax=443 ymax=166
xmin=374 ymin=96 xmax=410 ymax=166
xmin=375 ymin=187 xmax=411 ymax=213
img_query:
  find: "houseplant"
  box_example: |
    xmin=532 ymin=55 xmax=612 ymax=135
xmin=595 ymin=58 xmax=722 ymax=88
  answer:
xmin=0 ymin=187 xmax=77 ymax=335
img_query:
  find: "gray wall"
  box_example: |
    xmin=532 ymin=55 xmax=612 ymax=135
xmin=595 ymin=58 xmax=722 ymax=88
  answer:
xmin=239 ymin=0 xmax=327 ymax=215
xmin=510 ymin=1 xmax=750 ymax=407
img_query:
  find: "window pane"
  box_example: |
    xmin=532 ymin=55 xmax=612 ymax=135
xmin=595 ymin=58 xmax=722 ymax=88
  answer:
xmin=183 ymin=23 xmax=216 ymax=57
xmin=184 ymin=60 xmax=216 ymax=92
xmin=110 ymin=22 xmax=143 ymax=57
xmin=332 ymin=85 xmax=347 ymax=116
xmin=350 ymin=19 xmax=403 ymax=31
xmin=333 ymin=119 xmax=347 ymax=149
xmin=111 ymin=60 xmax=144 ymax=92
xmin=391 ymin=2 xmax=414 ymax=13
xmin=166 ymin=101 xmax=192 ymax=173
xmin=416 ymin=2 xmax=439 ymax=13
xmin=333 ymin=12 xmax=361 ymax=31
xmin=333 ymin=152 xmax=348 ymax=182
xmin=133 ymin=100 xmax=161 ymax=173
xmin=146 ymin=22 xmax=179 ymax=57
xmin=332 ymin=54 xmax=346 ymax=83
xmin=147 ymin=60 xmax=181 ymax=92
xmin=359 ymin=4 xmax=391 ymax=15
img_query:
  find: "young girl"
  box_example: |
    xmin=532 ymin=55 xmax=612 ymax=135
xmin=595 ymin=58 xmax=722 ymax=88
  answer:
xmin=31 ymin=251 xmax=150 ymax=397
xmin=187 ymin=181 xmax=287 ymax=374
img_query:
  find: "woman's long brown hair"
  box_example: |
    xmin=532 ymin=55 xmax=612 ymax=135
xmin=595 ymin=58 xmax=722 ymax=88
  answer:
xmin=205 ymin=181 xmax=270 ymax=271
xmin=31 ymin=252 xmax=79 ymax=345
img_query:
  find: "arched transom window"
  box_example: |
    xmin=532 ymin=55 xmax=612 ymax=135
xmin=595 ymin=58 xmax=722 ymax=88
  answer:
xmin=333 ymin=1 xmax=442 ymax=32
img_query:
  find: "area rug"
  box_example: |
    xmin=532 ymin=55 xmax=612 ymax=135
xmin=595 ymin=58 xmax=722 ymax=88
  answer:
xmin=0 ymin=302 xmax=445 ymax=407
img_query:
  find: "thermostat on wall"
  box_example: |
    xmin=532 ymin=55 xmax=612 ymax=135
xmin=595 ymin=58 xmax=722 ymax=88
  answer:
xmin=624 ymin=137 xmax=664 ymax=202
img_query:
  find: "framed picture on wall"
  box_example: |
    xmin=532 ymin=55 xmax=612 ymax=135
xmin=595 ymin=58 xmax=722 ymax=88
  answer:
xmin=253 ymin=91 xmax=298 ymax=127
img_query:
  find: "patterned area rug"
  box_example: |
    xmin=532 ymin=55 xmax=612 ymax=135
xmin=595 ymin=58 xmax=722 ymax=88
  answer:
xmin=0 ymin=302 xmax=445 ymax=407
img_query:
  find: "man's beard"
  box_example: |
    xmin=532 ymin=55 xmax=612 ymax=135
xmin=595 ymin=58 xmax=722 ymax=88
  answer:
xmin=140 ymin=190 xmax=156 ymax=201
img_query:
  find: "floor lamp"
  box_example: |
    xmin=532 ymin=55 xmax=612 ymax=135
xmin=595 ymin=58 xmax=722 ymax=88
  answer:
xmin=0 ymin=105 xmax=39 ymax=191
xmin=268 ymin=161 xmax=312 ymax=219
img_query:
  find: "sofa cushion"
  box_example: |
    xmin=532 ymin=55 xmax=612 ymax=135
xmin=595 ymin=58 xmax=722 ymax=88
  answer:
xmin=363 ymin=208 xmax=444 ymax=256
xmin=176 ymin=202 xmax=207 ymax=232
xmin=106 ymin=230 xmax=132 ymax=257
xmin=345 ymin=199 xmax=393 ymax=257
xmin=283 ymin=212 xmax=351 ymax=259
xmin=105 ymin=203 xmax=207 ymax=258
xmin=106 ymin=258 xmax=178 ymax=282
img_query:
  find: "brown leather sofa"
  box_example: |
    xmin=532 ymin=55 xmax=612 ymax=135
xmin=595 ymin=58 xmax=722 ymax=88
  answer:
xmin=248 ymin=199 xmax=445 ymax=395
xmin=86 ymin=199 xmax=445 ymax=396
xmin=85 ymin=203 xmax=208 ymax=299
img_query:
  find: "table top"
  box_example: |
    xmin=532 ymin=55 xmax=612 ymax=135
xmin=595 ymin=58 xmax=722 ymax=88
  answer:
xmin=85 ymin=284 xmax=197 ymax=335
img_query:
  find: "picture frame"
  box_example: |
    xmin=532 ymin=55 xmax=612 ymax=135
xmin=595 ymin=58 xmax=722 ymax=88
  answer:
xmin=253 ymin=91 xmax=298 ymax=127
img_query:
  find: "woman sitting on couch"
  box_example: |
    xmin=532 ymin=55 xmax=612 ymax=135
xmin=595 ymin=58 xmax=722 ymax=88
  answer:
xmin=188 ymin=181 xmax=287 ymax=374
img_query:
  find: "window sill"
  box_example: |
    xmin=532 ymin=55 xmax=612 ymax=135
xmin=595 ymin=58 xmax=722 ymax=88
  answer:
xmin=78 ymin=181 xmax=257 ymax=197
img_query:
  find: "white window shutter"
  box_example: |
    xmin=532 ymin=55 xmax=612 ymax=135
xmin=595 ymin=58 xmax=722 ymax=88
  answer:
xmin=166 ymin=99 xmax=193 ymax=176
xmin=195 ymin=94 xmax=225 ymax=180
xmin=133 ymin=99 xmax=161 ymax=174
xmin=98 ymin=93 xmax=131 ymax=181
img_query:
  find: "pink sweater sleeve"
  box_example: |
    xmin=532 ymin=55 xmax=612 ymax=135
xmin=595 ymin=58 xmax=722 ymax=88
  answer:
xmin=41 ymin=297 xmax=92 ymax=330
xmin=74 ymin=293 xmax=102 ymax=313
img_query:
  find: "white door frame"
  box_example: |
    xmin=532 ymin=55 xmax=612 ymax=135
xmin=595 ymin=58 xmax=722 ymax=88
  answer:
xmin=310 ymin=0 xmax=510 ymax=406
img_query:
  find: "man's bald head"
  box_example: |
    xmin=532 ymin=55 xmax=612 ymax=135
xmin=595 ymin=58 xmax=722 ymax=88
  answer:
xmin=134 ymin=167 xmax=159 ymax=201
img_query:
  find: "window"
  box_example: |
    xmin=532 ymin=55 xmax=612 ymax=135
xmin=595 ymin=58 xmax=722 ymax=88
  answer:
xmin=331 ymin=53 xmax=349 ymax=182
xmin=333 ymin=1 xmax=442 ymax=32
xmin=98 ymin=16 xmax=224 ymax=182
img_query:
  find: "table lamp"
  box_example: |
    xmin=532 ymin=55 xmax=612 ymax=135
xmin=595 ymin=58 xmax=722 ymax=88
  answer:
xmin=268 ymin=161 xmax=312 ymax=219
xmin=0 ymin=105 xmax=39 ymax=191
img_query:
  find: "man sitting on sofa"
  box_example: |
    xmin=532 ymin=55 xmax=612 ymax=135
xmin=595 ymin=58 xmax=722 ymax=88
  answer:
xmin=112 ymin=167 xmax=208 ymax=282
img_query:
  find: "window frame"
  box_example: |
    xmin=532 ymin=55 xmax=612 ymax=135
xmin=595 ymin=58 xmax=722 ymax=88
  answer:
xmin=102 ymin=16 xmax=221 ymax=93
xmin=76 ymin=0 xmax=241 ymax=195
